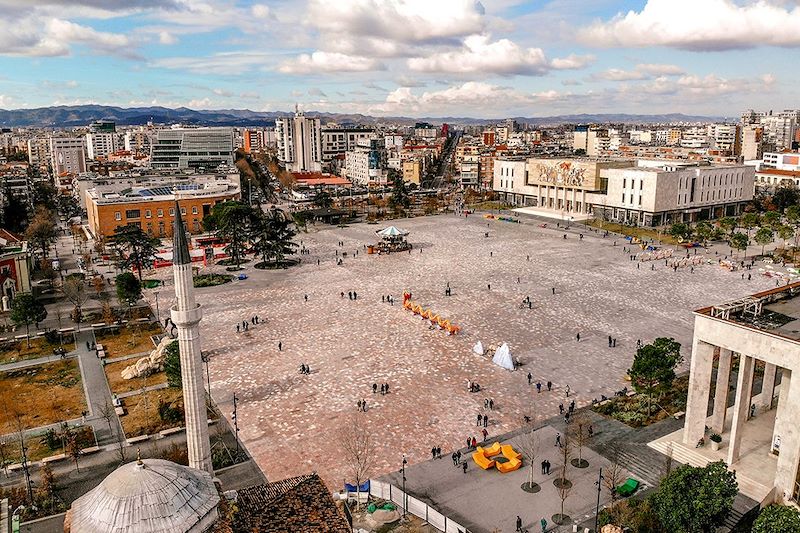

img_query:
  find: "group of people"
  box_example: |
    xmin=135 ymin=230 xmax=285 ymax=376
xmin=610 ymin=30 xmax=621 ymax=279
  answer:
xmin=528 ymin=376 xmax=553 ymax=394
xmin=381 ymin=295 xmax=396 ymax=305
xmin=371 ymin=382 xmax=390 ymax=395
xmin=236 ymin=315 xmax=262 ymax=333
xmin=467 ymin=380 xmax=482 ymax=393
xmin=430 ymin=446 xmax=443 ymax=459
xmin=299 ymin=364 xmax=311 ymax=374
xmin=356 ymin=399 xmax=368 ymax=412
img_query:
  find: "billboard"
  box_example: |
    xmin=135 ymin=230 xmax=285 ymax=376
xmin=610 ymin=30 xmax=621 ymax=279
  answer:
xmin=526 ymin=159 xmax=599 ymax=189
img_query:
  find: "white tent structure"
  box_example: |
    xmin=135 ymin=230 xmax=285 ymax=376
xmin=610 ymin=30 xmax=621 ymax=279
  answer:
xmin=376 ymin=226 xmax=409 ymax=238
xmin=473 ymin=341 xmax=484 ymax=355
xmin=492 ymin=343 xmax=515 ymax=371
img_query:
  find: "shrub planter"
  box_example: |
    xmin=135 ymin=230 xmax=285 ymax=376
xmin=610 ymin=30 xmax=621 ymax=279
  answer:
xmin=710 ymin=433 xmax=722 ymax=451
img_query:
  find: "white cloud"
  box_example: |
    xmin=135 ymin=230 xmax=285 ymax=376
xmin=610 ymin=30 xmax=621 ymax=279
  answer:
xmin=186 ymin=97 xmax=213 ymax=108
xmin=308 ymin=87 xmax=327 ymax=97
xmin=636 ymin=63 xmax=684 ymax=76
xmin=583 ymin=0 xmax=800 ymax=50
xmin=212 ymin=88 xmax=233 ymax=97
xmin=407 ymin=35 xmax=548 ymax=75
xmin=0 ymin=94 xmax=13 ymax=107
xmin=308 ymin=0 xmax=486 ymax=44
xmin=278 ymin=51 xmax=385 ymax=74
xmin=550 ymin=53 xmax=595 ymax=70
xmin=151 ymin=51 xmax=275 ymax=75
xmin=370 ymin=81 xmax=535 ymax=115
xmin=158 ymin=31 xmax=177 ymax=44
xmin=593 ymin=68 xmax=652 ymax=81
xmin=250 ymin=4 xmax=270 ymax=19
xmin=0 ymin=16 xmax=133 ymax=57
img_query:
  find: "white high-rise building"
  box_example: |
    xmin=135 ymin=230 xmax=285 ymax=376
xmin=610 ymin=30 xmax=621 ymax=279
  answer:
xmin=86 ymin=132 xmax=117 ymax=160
xmin=49 ymin=136 xmax=87 ymax=185
xmin=275 ymin=109 xmax=323 ymax=172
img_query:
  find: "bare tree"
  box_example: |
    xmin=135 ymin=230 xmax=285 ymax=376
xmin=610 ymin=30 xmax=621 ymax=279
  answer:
xmin=518 ymin=416 xmax=540 ymax=491
xmin=556 ymin=434 xmax=572 ymax=488
xmin=65 ymin=427 xmax=83 ymax=472
xmin=555 ymin=476 xmax=573 ymax=525
xmin=99 ymin=399 xmax=116 ymax=435
xmin=569 ymin=414 xmax=590 ymax=468
xmin=602 ymin=446 xmax=625 ymax=521
xmin=62 ymin=277 xmax=88 ymax=327
xmin=337 ymin=413 xmax=375 ymax=509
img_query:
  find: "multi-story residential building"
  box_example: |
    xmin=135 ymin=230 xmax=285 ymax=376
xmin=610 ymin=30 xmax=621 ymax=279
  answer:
xmin=0 ymin=229 xmax=32 ymax=304
xmin=27 ymin=136 xmax=50 ymax=167
xmin=680 ymin=127 xmax=710 ymax=150
xmin=741 ymin=125 xmax=764 ymax=161
xmin=344 ymin=137 xmax=387 ymax=186
xmin=275 ymin=111 xmax=323 ymax=172
xmin=86 ymin=177 xmax=240 ymax=240
xmin=320 ymin=127 xmax=373 ymax=163
xmin=86 ymin=132 xmax=117 ymax=160
xmin=708 ymin=124 xmax=741 ymax=154
xmin=124 ymin=128 xmax=154 ymax=155
xmin=483 ymin=130 xmax=496 ymax=146
xmin=384 ymin=135 xmax=404 ymax=151
xmin=0 ymin=163 xmax=33 ymax=212
xmin=150 ymin=127 xmax=234 ymax=170
xmin=741 ymin=109 xmax=798 ymax=151
xmin=573 ymin=126 xmax=613 ymax=157
xmin=402 ymin=160 xmax=423 ymax=185
xmin=49 ymin=136 xmax=87 ymax=189
xmin=89 ymin=120 xmax=116 ymax=133
xmin=494 ymin=157 xmax=753 ymax=225
xmin=414 ymin=122 xmax=438 ymax=139
xmin=460 ymin=155 xmax=480 ymax=188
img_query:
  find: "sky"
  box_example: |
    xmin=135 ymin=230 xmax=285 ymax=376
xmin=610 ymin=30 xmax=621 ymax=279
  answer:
xmin=0 ymin=0 xmax=798 ymax=118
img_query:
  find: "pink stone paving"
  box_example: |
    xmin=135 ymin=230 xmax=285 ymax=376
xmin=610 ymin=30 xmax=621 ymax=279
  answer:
xmin=146 ymin=214 xmax=775 ymax=489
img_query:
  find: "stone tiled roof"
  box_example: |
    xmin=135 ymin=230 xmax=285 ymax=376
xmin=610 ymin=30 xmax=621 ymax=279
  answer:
xmin=233 ymin=473 xmax=350 ymax=532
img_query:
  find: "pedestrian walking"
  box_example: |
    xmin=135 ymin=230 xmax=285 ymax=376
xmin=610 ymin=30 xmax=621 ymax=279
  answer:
xmin=236 ymin=324 xmax=240 ymax=333
xmin=555 ymin=433 xmax=561 ymax=447
xmin=516 ymin=516 xmax=523 ymax=532
xmin=463 ymin=461 xmax=468 ymax=474
xmin=559 ymin=403 xmax=564 ymax=415
xmin=527 ymin=372 xmax=532 ymax=385
xmin=547 ymin=381 xmax=552 ymax=391
xmin=452 ymin=452 xmax=457 ymax=465
xmin=576 ymin=333 xmax=580 ymax=342
xmin=551 ymin=287 xmax=555 ymax=295
xmin=477 ymin=414 xmax=482 ymax=426
xmin=278 ymin=341 xmax=282 ymax=351
xmin=357 ymin=399 xmax=362 ymax=411
xmin=373 ymin=383 xmax=378 ymax=393
xmin=541 ymin=460 xmax=546 ymax=474
xmin=489 ymin=398 xmax=494 ymax=410
xmin=483 ymin=414 xmax=488 ymax=427
xmin=536 ymin=382 xmax=542 ymax=393
xmin=565 ymin=384 xmax=571 ymax=397
xmin=482 ymin=428 xmax=488 ymax=440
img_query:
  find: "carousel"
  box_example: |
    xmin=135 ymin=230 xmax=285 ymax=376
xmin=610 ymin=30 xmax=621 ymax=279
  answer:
xmin=369 ymin=226 xmax=412 ymax=254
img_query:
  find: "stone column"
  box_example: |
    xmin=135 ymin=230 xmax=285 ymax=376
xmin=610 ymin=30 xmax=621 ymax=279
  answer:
xmin=683 ymin=339 xmax=716 ymax=446
xmin=774 ymin=369 xmax=800 ymax=503
xmin=760 ymin=363 xmax=777 ymax=410
xmin=711 ymin=349 xmax=733 ymax=434
xmin=727 ymin=354 xmax=754 ymax=465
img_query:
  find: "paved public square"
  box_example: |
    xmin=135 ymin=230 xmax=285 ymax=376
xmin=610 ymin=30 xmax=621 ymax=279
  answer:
xmin=146 ymin=213 xmax=776 ymax=490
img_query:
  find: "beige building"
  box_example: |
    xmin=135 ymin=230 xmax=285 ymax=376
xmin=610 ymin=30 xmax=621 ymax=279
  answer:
xmin=654 ymin=283 xmax=800 ymax=505
xmin=402 ymin=160 xmax=422 ymax=185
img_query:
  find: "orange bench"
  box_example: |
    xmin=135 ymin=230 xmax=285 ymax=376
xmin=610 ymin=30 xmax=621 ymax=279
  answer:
xmin=483 ymin=442 xmax=502 ymax=457
xmin=472 ymin=450 xmax=496 ymax=470
xmin=496 ymin=457 xmax=521 ymax=473
xmin=501 ymin=444 xmax=521 ymax=461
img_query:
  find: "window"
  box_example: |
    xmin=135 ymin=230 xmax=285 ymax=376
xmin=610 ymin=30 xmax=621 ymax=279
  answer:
xmin=623 ymin=178 xmax=626 ymax=189
xmin=169 ymin=207 xmax=175 ymax=216
xmin=640 ymin=181 xmax=643 ymax=190
xmin=638 ymin=195 xmax=642 ymax=206
xmin=125 ymin=209 xmax=140 ymax=219
xmin=145 ymin=210 xmax=152 ymax=218
xmin=192 ymin=221 xmax=200 ymax=231
xmin=180 ymin=207 xmax=186 ymax=215
xmin=114 ymin=211 xmax=121 ymax=221
xmin=192 ymin=206 xmax=198 ymax=215
xmin=621 ymin=193 xmax=625 ymax=203
xmin=157 ymin=209 xmax=164 ymax=217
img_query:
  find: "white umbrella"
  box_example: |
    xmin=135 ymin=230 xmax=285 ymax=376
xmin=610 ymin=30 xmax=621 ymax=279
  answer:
xmin=376 ymin=226 xmax=409 ymax=237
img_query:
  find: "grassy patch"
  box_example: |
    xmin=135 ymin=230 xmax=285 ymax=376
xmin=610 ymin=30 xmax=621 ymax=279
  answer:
xmin=585 ymin=219 xmax=680 ymax=246
xmin=0 ymin=337 xmax=75 ymax=365
xmin=0 ymin=360 xmax=86 ymax=432
xmin=592 ymin=376 xmax=689 ymax=428
xmin=119 ymin=386 xmax=216 ymax=438
xmin=95 ymin=323 xmax=161 ymax=358
xmin=1 ymin=425 xmax=95 ymax=463
xmin=104 ymin=359 xmax=167 ymax=395
xmin=193 ymin=273 xmax=234 ymax=287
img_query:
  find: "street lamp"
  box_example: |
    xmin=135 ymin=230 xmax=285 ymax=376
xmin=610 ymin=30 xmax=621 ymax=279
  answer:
xmin=401 ymin=454 xmax=408 ymax=518
xmin=232 ymin=393 xmax=240 ymax=455
xmin=594 ymin=468 xmax=604 ymax=533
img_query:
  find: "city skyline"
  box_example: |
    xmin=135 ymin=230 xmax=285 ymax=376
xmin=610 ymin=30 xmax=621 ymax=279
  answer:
xmin=0 ymin=0 xmax=798 ymax=118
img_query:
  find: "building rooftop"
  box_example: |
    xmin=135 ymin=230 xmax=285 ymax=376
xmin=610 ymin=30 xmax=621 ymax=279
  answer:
xmin=232 ymin=473 xmax=350 ymax=533
xmin=88 ymin=180 xmax=239 ymax=205
xmin=698 ymin=281 xmax=800 ymax=341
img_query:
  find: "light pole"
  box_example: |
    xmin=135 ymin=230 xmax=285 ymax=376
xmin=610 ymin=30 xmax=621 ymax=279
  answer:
xmin=232 ymin=393 xmax=240 ymax=455
xmin=401 ymin=454 xmax=408 ymax=518
xmin=153 ymin=291 xmax=160 ymax=324
xmin=594 ymin=467 xmax=604 ymax=533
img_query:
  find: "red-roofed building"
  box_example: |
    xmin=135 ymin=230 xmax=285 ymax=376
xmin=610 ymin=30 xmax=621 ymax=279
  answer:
xmin=756 ymin=168 xmax=800 ymax=189
xmin=293 ymin=172 xmax=351 ymax=188
xmin=0 ymin=229 xmax=31 ymax=306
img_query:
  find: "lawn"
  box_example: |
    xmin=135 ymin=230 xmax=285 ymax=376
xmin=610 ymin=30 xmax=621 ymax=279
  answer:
xmin=0 ymin=425 xmax=95 ymax=464
xmin=0 ymin=336 xmax=75 ymax=365
xmin=104 ymin=358 xmax=167 ymax=395
xmin=585 ymin=219 xmax=680 ymax=246
xmin=95 ymin=323 xmax=161 ymax=358
xmin=119 ymin=386 xmax=215 ymax=438
xmin=0 ymin=360 xmax=86 ymax=432
xmin=592 ymin=376 xmax=689 ymax=428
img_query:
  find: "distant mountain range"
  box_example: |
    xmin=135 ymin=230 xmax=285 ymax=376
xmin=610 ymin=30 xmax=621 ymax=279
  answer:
xmin=0 ymin=105 xmax=729 ymax=128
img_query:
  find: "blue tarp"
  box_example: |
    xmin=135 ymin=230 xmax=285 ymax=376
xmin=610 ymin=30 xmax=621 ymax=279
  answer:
xmin=344 ymin=480 xmax=370 ymax=493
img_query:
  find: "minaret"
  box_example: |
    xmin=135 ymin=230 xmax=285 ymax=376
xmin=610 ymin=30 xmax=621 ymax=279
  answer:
xmin=170 ymin=200 xmax=213 ymax=473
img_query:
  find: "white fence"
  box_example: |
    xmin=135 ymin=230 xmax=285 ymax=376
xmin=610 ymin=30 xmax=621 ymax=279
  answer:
xmin=369 ymin=479 xmax=470 ymax=533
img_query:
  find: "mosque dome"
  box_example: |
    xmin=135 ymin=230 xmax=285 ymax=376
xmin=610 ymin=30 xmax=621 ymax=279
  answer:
xmin=66 ymin=458 xmax=219 ymax=533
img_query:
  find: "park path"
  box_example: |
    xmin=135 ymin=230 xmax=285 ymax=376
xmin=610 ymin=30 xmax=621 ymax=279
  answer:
xmin=73 ymin=330 xmax=123 ymax=445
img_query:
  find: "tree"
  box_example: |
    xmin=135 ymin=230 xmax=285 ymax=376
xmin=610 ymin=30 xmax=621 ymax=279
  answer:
xmin=64 ymin=426 xmax=83 ymax=472
xmin=517 ymin=418 xmax=540 ymax=491
xmin=115 ymin=272 xmax=142 ymax=309
xmin=763 ymin=210 xmax=782 ymax=228
xmin=313 ymin=190 xmax=333 ymax=209
xmin=730 ymin=232 xmax=749 ymax=259
xmin=772 ymin=186 xmax=799 ymax=213
xmin=337 ymin=413 xmax=374 ymax=509
xmin=1 ymin=186 xmax=30 ymax=233
xmin=668 ymin=222 xmax=692 ymax=242
xmin=777 ymin=224 xmax=795 ymax=249
xmin=251 ymin=209 xmax=298 ymax=268
xmin=718 ymin=217 xmax=737 ymax=236
xmin=628 ymin=337 xmax=683 ymax=416
xmin=693 ymin=221 xmax=714 ymax=245
xmin=10 ymin=293 xmax=47 ymax=348
xmin=36 ymin=462 xmax=57 ymax=512
xmin=164 ymin=340 xmax=182 ymax=388
xmin=741 ymin=212 xmax=760 ymax=236
xmin=753 ymin=504 xmax=800 ymax=533
xmin=754 ymin=226 xmax=775 ymax=256
xmin=389 ymin=175 xmax=411 ymax=211
xmin=569 ymin=414 xmax=590 ymax=468
xmin=652 ymin=461 xmax=737 ymax=533
xmin=602 ymin=447 xmax=625 ymax=521
xmin=31 ymin=181 xmax=58 ymax=212
xmin=110 ymin=224 xmax=159 ymax=281
xmin=62 ymin=277 xmax=88 ymax=325
xmin=24 ymin=207 xmax=57 ymax=258
xmin=57 ymin=195 xmax=81 ymax=219
xmin=205 ymin=201 xmax=254 ymax=270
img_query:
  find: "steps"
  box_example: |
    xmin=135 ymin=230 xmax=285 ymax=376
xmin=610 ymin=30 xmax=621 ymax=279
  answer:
xmin=615 ymin=446 xmax=667 ymax=487
xmin=720 ymin=493 xmax=759 ymax=532
xmin=649 ymin=439 xmax=711 ymax=468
